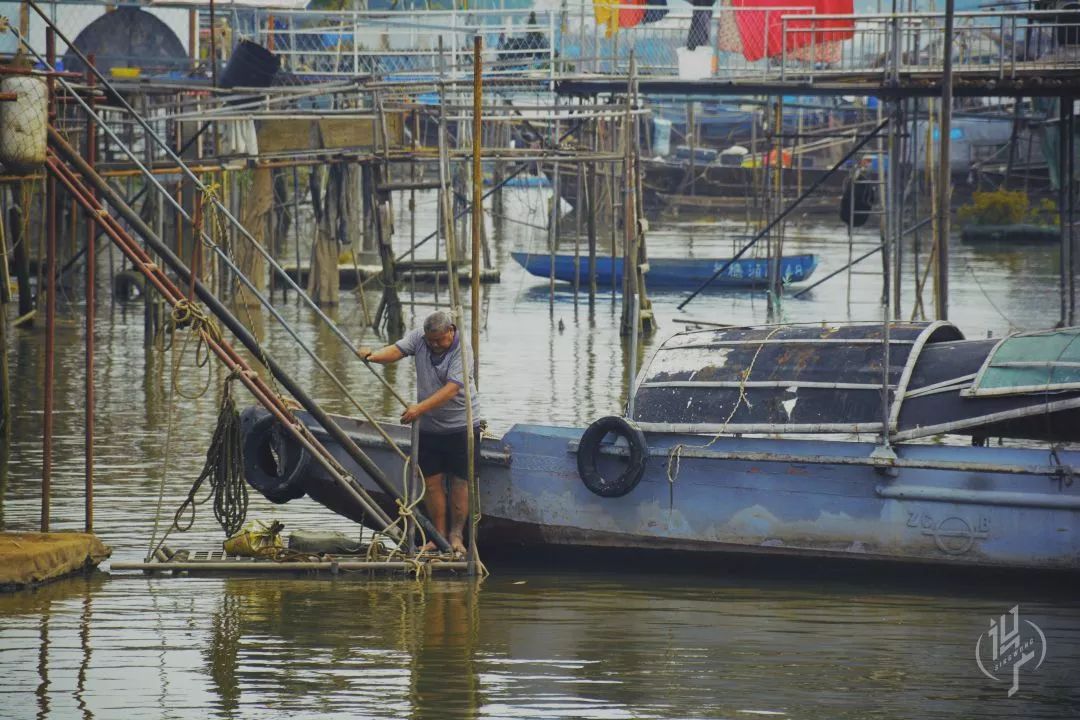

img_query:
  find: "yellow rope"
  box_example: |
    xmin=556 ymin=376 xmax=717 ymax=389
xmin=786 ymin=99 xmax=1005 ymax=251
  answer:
xmin=665 ymin=326 xmax=782 ymax=492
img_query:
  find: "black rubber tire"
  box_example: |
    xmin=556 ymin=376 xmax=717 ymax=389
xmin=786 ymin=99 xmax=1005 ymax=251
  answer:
xmin=241 ymin=411 xmax=310 ymax=504
xmin=576 ymin=416 xmax=648 ymax=498
xmin=112 ymin=269 xmax=146 ymax=303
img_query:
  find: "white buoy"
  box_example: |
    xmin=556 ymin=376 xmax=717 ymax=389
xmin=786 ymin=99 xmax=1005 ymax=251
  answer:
xmin=0 ymin=75 xmax=48 ymax=173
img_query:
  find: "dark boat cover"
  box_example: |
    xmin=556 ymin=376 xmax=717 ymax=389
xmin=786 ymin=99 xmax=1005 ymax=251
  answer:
xmin=632 ymin=321 xmax=1080 ymax=441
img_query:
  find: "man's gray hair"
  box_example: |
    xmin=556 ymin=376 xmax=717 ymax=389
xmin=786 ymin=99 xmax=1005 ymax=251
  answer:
xmin=423 ymin=311 xmax=454 ymax=334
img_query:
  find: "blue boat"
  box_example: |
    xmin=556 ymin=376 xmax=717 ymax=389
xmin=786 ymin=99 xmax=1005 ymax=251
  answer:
xmin=241 ymin=322 xmax=1080 ymax=572
xmin=510 ymin=251 xmax=818 ymax=288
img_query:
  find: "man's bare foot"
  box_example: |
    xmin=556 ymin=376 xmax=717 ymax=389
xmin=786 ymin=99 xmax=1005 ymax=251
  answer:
xmin=418 ymin=541 xmax=438 ymax=554
xmin=449 ymin=536 xmax=467 ymax=558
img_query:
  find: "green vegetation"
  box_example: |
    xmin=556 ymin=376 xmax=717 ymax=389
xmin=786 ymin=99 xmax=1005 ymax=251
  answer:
xmin=957 ymin=189 xmax=1058 ymax=227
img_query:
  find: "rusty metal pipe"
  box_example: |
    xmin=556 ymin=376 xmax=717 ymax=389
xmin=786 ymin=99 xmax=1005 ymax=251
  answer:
xmin=41 ymin=27 xmax=56 ymax=533
xmin=45 ymin=155 xmax=408 ymax=544
xmin=84 ymin=57 xmax=96 ymax=533
xmin=47 ymin=155 xmax=398 ymax=534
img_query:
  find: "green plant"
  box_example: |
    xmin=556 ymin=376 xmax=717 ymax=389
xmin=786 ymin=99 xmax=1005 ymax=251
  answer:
xmin=957 ymin=189 xmax=1059 ymax=227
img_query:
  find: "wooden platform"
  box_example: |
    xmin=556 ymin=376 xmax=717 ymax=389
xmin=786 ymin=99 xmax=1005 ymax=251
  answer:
xmin=0 ymin=532 xmax=111 ymax=591
xmin=111 ymin=547 xmax=469 ymax=576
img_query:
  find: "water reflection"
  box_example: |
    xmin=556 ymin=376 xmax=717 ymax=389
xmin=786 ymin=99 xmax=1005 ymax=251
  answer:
xmin=0 ymin=572 xmax=1078 ymax=718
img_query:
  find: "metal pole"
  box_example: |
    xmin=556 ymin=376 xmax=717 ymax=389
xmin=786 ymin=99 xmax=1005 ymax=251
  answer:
xmin=471 ymin=35 xmax=482 ymax=384
xmin=936 ymin=0 xmax=954 ymax=321
xmin=50 ymin=131 xmax=450 ymax=551
xmin=1069 ymin=97 xmax=1076 ymax=326
xmin=42 ymin=27 xmax=56 ymax=533
xmin=84 ymin=55 xmax=97 ymax=532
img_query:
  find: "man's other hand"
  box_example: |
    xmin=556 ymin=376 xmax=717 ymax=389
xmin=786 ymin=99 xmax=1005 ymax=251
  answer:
xmin=356 ymin=346 xmax=373 ymax=361
xmin=400 ymin=404 xmax=424 ymax=424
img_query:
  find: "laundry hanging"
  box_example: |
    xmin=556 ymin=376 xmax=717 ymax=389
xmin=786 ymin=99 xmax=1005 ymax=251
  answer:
xmin=729 ymin=0 xmax=854 ymax=62
xmin=686 ymin=0 xmax=717 ymax=50
xmin=594 ymin=0 xmax=651 ymax=36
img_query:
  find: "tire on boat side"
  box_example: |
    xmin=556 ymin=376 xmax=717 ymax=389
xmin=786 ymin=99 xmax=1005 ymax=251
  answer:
xmin=576 ymin=416 xmax=648 ymax=498
xmin=241 ymin=411 xmax=311 ymax=503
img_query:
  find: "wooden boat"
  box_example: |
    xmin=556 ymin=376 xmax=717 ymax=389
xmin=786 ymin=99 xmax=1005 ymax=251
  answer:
xmin=510 ymin=251 xmax=818 ymax=288
xmin=240 ymin=322 xmax=1080 ymax=571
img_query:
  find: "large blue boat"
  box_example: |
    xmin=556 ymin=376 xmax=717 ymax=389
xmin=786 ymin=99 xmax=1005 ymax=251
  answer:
xmin=510 ymin=251 xmax=818 ymax=288
xmin=241 ymin=322 xmax=1080 ymax=572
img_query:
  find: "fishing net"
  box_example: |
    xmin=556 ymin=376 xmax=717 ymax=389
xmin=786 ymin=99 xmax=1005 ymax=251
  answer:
xmin=0 ymin=75 xmax=48 ymax=174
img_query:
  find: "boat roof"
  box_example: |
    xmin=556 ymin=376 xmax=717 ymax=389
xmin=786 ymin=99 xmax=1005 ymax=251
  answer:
xmin=632 ymin=321 xmax=1080 ymax=442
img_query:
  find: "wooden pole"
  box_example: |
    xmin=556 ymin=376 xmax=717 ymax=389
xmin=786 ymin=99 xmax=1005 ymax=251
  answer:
xmin=0 ymin=191 xmax=9 ymax=436
xmin=467 ymin=34 xmax=483 ymax=576
xmin=586 ymin=119 xmax=598 ymax=307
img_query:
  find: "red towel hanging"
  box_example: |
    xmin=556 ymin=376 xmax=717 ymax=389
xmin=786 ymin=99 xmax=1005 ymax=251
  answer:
xmin=730 ymin=0 xmax=853 ymax=62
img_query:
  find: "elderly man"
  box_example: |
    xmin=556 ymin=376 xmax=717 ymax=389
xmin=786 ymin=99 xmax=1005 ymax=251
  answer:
xmin=357 ymin=311 xmax=481 ymax=557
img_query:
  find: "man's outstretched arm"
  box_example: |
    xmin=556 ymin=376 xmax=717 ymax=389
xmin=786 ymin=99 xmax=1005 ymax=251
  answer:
xmin=357 ymin=344 xmax=405 ymax=364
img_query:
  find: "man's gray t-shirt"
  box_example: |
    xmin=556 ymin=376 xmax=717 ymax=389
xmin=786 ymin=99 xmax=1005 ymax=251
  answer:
xmin=395 ymin=328 xmax=482 ymax=433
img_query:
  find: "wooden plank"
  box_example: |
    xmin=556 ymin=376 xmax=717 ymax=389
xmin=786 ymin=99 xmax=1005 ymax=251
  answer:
xmin=256 ymin=119 xmax=320 ymax=153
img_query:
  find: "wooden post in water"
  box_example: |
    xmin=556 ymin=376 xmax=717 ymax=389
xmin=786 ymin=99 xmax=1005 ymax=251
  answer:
xmin=621 ymin=64 xmax=636 ymax=337
xmin=308 ymin=164 xmax=340 ymax=306
xmin=9 ymin=202 xmax=32 ymax=323
xmin=0 ymin=190 xmax=9 ymax=436
xmin=586 ymin=117 xmax=599 ymax=306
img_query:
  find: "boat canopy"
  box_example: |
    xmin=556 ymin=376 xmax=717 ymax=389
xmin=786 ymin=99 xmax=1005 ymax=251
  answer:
xmin=632 ymin=321 xmax=1080 ymax=442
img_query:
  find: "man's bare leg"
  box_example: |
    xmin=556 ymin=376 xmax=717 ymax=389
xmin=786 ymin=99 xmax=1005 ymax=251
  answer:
xmin=420 ymin=473 xmax=447 ymax=553
xmin=448 ymin=476 xmax=469 ymax=557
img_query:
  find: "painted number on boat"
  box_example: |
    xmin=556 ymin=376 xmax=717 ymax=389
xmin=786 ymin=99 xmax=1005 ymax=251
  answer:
xmin=907 ymin=511 xmax=991 ymax=555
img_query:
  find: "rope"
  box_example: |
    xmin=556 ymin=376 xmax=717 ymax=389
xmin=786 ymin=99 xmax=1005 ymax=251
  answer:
xmin=146 ymin=371 xmax=250 ymax=562
xmin=964 ymin=264 xmax=1019 ymax=331
xmin=172 ymin=373 xmax=249 ymax=536
xmin=157 ymin=299 xmax=224 ymax=400
xmin=664 ymin=326 xmax=781 ymax=500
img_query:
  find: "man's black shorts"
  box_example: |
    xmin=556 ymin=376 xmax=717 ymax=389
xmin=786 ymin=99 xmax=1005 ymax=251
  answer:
xmin=417 ymin=427 xmax=482 ymax=479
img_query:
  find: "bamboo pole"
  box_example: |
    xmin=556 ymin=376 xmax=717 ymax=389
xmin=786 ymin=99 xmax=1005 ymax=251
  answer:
xmin=467 ymin=34 xmax=483 ymax=576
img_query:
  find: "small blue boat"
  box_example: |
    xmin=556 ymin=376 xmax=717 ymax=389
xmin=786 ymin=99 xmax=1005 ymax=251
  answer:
xmin=510 ymin=251 xmax=818 ymax=288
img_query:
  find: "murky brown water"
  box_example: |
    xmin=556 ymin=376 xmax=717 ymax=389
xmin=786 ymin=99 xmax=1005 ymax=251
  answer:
xmin=1 ymin=188 xmax=1078 ymax=718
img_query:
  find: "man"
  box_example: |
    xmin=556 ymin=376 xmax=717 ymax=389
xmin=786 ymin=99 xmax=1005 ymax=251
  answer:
xmin=357 ymin=311 xmax=481 ymax=557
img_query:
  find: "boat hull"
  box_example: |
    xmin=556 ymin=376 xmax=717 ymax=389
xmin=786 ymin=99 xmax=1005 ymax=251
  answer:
xmin=241 ymin=408 xmax=1080 ymax=572
xmin=510 ymin=251 xmax=818 ymax=288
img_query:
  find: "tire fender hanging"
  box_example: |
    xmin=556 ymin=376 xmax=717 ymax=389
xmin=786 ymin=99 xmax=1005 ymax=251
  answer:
xmin=576 ymin=416 xmax=648 ymax=498
xmin=240 ymin=410 xmax=311 ymax=503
